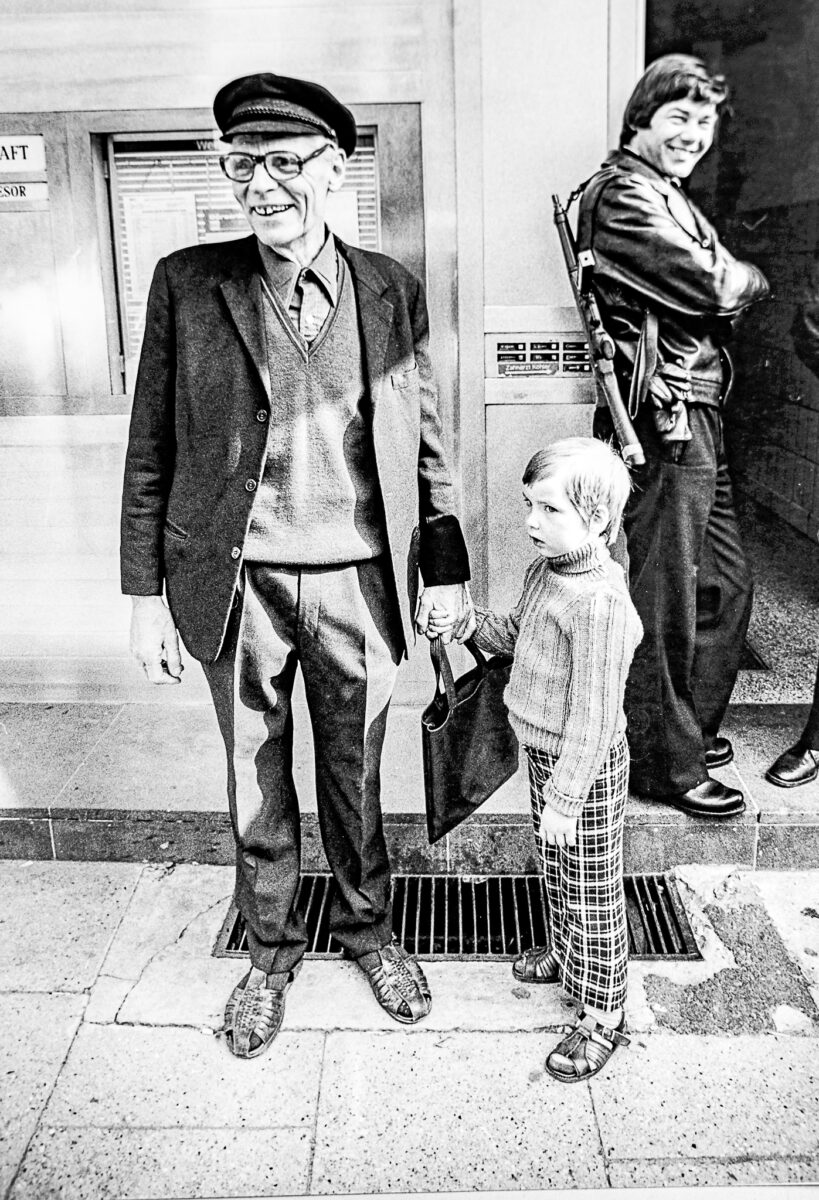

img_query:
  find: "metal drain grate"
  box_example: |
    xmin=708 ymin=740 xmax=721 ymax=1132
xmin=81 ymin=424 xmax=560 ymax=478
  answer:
xmin=213 ymin=872 xmax=699 ymax=962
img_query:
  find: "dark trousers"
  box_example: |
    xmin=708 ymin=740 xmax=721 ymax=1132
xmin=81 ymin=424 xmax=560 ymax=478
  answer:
xmin=203 ymin=558 xmax=403 ymax=973
xmin=801 ymin=657 xmax=819 ymax=748
xmin=600 ymin=404 xmax=753 ymax=795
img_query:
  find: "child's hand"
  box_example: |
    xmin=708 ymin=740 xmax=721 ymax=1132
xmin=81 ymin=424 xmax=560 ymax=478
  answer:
xmin=538 ymin=802 xmax=578 ymax=849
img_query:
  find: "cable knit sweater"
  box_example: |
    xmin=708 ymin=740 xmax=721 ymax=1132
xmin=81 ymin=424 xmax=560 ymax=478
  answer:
xmin=472 ymin=541 xmax=643 ymax=817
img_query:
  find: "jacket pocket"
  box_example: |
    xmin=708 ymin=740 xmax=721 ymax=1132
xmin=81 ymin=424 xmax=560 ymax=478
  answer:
xmin=391 ymin=363 xmax=418 ymax=390
xmin=164 ymin=518 xmax=189 ymax=543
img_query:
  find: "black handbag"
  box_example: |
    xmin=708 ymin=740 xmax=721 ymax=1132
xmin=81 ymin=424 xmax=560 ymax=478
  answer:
xmin=421 ymin=637 xmax=519 ymax=844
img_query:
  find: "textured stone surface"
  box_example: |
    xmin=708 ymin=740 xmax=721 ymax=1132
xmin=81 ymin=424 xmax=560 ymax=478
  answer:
xmin=0 ymin=702 xmax=122 ymax=808
xmin=311 ymin=1030 xmax=606 ymax=1193
xmin=608 ymin=1155 xmax=819 ymax=1187
xmin=591 ymin=1034 xmax=819 ymax=1160
xmin=10 ymin=1127 xmax=313 ymax=1199
xmin=754 ymin=869 xmax=819 ymax=1007
xmin=43 ymin=1025 xmax=325 ymax=1129
xmin=0 ymin=994 xmax=85 ymax=1197
xmin=0 ymin=861 xmax=141 ymax=991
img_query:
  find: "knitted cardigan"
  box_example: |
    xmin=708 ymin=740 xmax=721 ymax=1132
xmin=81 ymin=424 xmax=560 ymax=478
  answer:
xmin=471 ymin=540 xmax=642 ymax=817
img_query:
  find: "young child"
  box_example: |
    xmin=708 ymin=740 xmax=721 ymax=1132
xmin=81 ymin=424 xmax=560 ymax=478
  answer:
xmin=434 ymin=437 xmax=642 ymax=1081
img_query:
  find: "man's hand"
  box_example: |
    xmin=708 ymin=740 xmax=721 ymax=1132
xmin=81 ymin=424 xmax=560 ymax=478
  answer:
xmin=538 ymin=801 xmax=578 ymax=849
xmin=415 ymin=583 xmax=473 ymax=644
xmin=129 ymin=595 xmax=183 ymax=685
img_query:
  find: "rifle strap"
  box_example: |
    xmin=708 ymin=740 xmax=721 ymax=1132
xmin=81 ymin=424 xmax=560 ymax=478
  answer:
xmin=627 ymin=310 xmax=659 ymax=418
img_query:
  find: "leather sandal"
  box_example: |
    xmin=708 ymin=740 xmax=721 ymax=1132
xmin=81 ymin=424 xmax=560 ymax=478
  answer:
xmin=222 ymin=964 xmax=298 ymax=1059
xmin=512 ymin=945 xmax=560 ymax=984
xmin=545 ymin=1011 xmax=629 ymax=1083
xmin=350 ymin=939 xmax=431 ymax=1024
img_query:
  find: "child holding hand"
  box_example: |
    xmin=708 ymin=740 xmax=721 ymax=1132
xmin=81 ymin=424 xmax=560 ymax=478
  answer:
xmin=433 ymin=437 xmax=642 ymax=1081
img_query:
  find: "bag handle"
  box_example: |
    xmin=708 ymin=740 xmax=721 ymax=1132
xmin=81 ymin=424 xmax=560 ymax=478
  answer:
xmin=429 ymin=637 xmax=488 ymax=712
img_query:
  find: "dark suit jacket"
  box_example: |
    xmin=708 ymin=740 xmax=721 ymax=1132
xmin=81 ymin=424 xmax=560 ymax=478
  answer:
xmin=120 ymin=235 xmax=469 ymax=663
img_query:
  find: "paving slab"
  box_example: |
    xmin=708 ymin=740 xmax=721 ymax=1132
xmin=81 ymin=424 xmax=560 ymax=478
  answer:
xmin=9 ymin=1126 xmax=313 ymax=1199
xmin=608 ymin=1155 xmax=819 ymax=1187
xmin=0 ymin=993 xmax=85 ymax=1197
xmin=590 ymin=1033 xmax=819 ymax=1161
xmin=0 ymin=862 xmax=142 ymax=992
xmin=42 ymin=1025 xmax=325 ymax=1129
xmin=0 ymin=702 xmax=121 ymax=808
xmin=54 ymin=703 xmax=227 ymax=812
xmin=753 ymin=869 xmax=819 ymax=1007
xmin=310 ymin=1029 xmax=607 ymax=1193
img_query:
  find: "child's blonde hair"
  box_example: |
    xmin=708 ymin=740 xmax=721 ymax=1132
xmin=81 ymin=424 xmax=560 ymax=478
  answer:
xmin=522 ymin=437 xmax=632 ymax=543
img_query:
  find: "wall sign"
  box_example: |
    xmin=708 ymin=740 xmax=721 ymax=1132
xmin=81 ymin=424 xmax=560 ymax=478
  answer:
xmin=0 ymin=135 xmax=46 ymax=173
xmin=0 ymin=180 xmax=48 ymax=203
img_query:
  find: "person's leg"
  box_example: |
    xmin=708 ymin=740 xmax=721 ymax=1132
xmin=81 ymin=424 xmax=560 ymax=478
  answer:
xmin=512 ymin=747 xmax=564 ymax=984
xmin=621 ymin=409 xmax=717 ymax=796
xmin=545 ymin=737 xmax=631 ymax=1082
xmin=203 ymin=565 xmax=307 ymax=976
xmin=297 ymin=558 xmax=401 ymax=956
xmin=691 ymin=418 xmax=754 ymax=750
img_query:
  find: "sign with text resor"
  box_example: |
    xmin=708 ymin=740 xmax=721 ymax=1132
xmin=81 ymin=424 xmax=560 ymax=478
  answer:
xmin=0 ymin=181 xmax=48 ymax=203
xmin=0 ymin=135 xmax=46 ymax=173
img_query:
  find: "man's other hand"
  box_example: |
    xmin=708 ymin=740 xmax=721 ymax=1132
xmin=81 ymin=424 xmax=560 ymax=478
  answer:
xmin=129 ymin=595 xmax=183 ymax=685
xmin=415 ymin=583 xmax=473 ymax=644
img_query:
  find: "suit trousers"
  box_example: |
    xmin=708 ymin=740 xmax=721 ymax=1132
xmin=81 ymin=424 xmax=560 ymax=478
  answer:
xmin=203 ymin=557 xmax=403 ymax=973
xmin=609 ymin=404 xmax=753 ymax=795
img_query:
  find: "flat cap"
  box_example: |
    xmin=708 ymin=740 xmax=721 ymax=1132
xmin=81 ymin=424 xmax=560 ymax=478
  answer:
xmin=213 ymin=72 xmax=357 ymax=156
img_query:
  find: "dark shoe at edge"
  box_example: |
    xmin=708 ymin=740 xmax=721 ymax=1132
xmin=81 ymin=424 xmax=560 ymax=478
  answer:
xmin=659 ymin=778 xmax=745 ymax=817
xmin=705 ymin=736 xmax=734 ymax=769
xmin=765 ymin=744 xmax=819 ymax=788
xmin=351 ymin=938 xmax=432 ymax=1024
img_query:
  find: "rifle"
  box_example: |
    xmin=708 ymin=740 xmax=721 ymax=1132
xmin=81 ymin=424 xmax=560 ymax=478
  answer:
xmin=552 ymin=193 xmax=645 ymax=467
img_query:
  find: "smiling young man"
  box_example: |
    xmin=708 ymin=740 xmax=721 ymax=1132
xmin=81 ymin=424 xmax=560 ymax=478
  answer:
xmin=578 ymin=55 xmax=770 ymax=817
xmin=121 ymin=73 xmax=471 ymax=1057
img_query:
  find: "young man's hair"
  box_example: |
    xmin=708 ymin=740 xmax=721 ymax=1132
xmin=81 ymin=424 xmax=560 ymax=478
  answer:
xmin=523 ymin=437 xmax=631 ymax=544
xmin=620 ymin=53 xmax=729 ymax=148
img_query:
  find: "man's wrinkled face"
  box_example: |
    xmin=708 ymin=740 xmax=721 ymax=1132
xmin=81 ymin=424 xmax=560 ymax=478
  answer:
xmin=228 ymin=133 xmax=346 ymax=252
xmin=630 ymin=97 xmax=718 ymax=180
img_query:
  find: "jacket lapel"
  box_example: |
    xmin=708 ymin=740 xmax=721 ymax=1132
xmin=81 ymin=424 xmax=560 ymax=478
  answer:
xmin=220 ymin=258 xmax=271 ymax=402
xmin=341 ymin=243 xmax=394 ymax=407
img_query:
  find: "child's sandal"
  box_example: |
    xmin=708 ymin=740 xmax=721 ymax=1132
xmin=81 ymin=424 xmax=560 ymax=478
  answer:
xmin=545 ymin=1012 xmax=629 ymax=1082
xmin=512 ymin=945 xmax=560 ymax=984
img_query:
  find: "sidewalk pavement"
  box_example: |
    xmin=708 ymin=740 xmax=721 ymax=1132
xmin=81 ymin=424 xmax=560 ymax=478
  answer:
xmin=2 ymin=860 xmax=819 ymax=1200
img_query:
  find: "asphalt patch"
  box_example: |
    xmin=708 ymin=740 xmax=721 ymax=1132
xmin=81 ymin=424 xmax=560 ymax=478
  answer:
xmin=643 ymin=902 xmax=819 ymax=1034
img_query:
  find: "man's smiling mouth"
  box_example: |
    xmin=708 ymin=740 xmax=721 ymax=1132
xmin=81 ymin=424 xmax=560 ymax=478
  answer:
xmin=251 ymin=204 xmax=293 ymax=216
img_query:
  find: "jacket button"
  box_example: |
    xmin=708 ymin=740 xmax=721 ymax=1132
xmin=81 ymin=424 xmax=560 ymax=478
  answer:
xmin=256 ymin=409 xmax=268 ymax=423
xmin=245 ymin=479 xmax=257 ymax=492
xmin=230 ymin=547 xmax=241 ymax=560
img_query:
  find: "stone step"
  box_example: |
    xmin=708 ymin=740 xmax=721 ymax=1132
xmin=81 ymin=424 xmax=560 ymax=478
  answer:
xmin=2 ymin=699 xmax=818 ymax=870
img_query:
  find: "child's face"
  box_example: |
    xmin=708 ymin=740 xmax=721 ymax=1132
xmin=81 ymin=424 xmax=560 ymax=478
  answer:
xmin=523 ymin=470 xmax=603 ymax=558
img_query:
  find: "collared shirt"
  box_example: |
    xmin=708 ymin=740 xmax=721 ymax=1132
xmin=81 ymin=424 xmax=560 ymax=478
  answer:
xmin=257 ymin=230 xmax=339 ymax=343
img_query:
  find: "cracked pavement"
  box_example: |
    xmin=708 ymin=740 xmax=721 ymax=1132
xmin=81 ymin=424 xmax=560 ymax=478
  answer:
xmin=1 ymin=860 xmax=818 ymax=1197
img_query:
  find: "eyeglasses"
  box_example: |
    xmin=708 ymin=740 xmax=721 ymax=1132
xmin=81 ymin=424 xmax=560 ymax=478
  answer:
xmin=219 ymin=143 xmax=333 ymax=183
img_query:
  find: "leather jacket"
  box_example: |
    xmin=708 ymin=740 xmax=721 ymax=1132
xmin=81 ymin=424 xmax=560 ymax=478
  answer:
xmin=577 ymin=150 xmax=770 ymax=400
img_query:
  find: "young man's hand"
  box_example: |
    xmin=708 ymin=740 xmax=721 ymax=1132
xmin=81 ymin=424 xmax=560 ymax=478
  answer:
xmin=538 ymin=802 xmax=578 ymax=849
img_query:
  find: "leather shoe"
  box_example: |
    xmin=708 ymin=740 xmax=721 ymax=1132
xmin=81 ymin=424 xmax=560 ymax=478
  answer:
xmin=765 ymin=744 xmax=819 ymax=788
xmin=705 ymin=736 xmax=733 ymax=769
xmin=661 ymin=779 xmax=745 ymax=817
xmin=351 ymin=939 xmax=431 ymax=1024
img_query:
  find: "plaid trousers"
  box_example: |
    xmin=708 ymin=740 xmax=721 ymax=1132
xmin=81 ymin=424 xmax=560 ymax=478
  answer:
xmin=526 ymin=734 xmax=629 ymax=1011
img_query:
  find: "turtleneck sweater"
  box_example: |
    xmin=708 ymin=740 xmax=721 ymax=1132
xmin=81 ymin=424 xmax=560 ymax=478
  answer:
xmin=472 ymin=540 xmax=643 ymax=817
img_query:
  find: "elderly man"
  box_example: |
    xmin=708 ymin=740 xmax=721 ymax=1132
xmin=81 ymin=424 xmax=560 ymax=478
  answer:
xmin=121 ymin=73 xmax=471 ymax=1057
xmin=579 ymin=55 xmax=769 ymax=816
